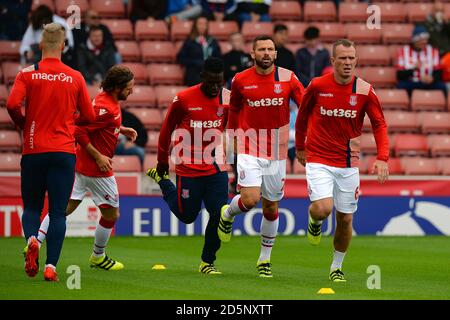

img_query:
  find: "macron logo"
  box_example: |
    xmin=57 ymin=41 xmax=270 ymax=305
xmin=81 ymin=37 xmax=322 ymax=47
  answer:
xmin=319 ymin=93 xmax=334 ymax=97
xmin=31 ymin=72 xmax=73 ymax=83
xmin=99 ymin=109 xmax=107 ymax=116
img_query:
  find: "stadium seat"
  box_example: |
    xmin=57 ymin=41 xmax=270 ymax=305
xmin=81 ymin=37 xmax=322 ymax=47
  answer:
xmin=101 ymin=19 xmax=133 ymax=40
xmin=90 ymin=0 xmax=125 ymax=18
xmin=241 ymin=22 xmax=274 ymax=41
xmin=345 ymin=23 xmax=382 ymax=44
xmin=0 ymin=66 xmax=3 ymax=84
xmin=428 ymin=135 xmax=450 ymax=157
xmin=121 ymin=63 xmax=148 ymax=85
xmin=148 ymin=64 xmax=184 ymax=85
xmin=376 ymin=89 xmax=409 ymax=110
xmin=161 ymin=108 xmax=168 ymax=121
xmin=155 ymin=86 xmax=187 ymax=108
xmin=170 ymin=20 xmax=193 ymax=41
xmin=372 ymin=3 xmax=407 ymax=23
xmin=411 ymin=90 xmax=446 ymax=112
xmin=32 ymin=0 xmax=55 ymax=11
xmin=116 ymin=41 xmax=141 ymax=62
xmin=360 ymin=133 xmax=378 ymax=154
xmin=356 ymin=45 xmax=390 ymax=66
xmin=406 ymin=3 xmax=433 ymax=22
xmin=2 ymin=62 xmax=22 ymax=84
xmin=382 ymin=24 xmax=414 ymax=44
xmin=55 ymin=0 xmax=89 ymax=17
xmin=284 ymin=22 xmax=308 ymax=42
xmin=293 ymin=160 xmax=306 ymax=174
xmin=420 ymin=112 xmax=450 ymax=134
xmin=401 ymin=157 xmax=440 ymax=175
xmin=362 ymin=115 xmax=372 ymax=132
xmin=358 ymin=156 xmax=368 ymax=174
xmin=365 ymin=156 xmax=404 ymax=175
xmin=357 ymin=67 xmax=397 ymax=88
xmin=0 ymin=85 xmax=8 ymax=106
xmin=285 ymin=43 xmax=303 ymax=55
xmin=0 ymin=41 xmax=20 ymax=62
xmin=0 ymin=108 xmax=14 ymax=129
xmin=315 ymin=23 xmax=346 ymax=42
xmin=135 ymin=20 xmax=169 ymax=41
xmin=437 ymin=157 xmax=450 ymax=175
xmin=0 ymin=130 xmax=21 ymax=152
xmin=87 ymin=85 xmax=101 ymax=99
xmin=303 ymin=1 xmax=337 ymax=21
xmin=112 ymin=155 xmax=141 ymax=172
xmin=122 ymin=85 xmax=156 ymax=108
xmin=127 ymin=108 xmax=162 ymax=130
xmin=144 ymin=153 xmax=158 ymax=171
xmin=394 ymin=134 xmax=429 ymax=157
xmin=0 ymin=153 xmax=21 ymax=171
xmin=446 ymin=3 xmax=450 ymax=20
xmin=140 ymin=41 xmax=176 ymax=63
xmin=269 ymin=1 xmax=302 ymax=21
xmin=146 ymin=130 xmax=159 ymax=152
xmin=208 ymin=21 xmax=239 ymax=41
xmin=388 ymin=44 xmax=401 ymax=63
xmin=384 ymin=111 xmax=420 ymax=133
xmin=339 ymin=2 xmax=369 ymax=23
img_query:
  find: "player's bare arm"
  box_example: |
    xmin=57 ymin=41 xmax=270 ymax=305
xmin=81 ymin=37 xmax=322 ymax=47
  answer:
xmin=85 ymin=143 xmax=113 ymax=172
xmin=120 ymin=126 xmax=137 ymax=142
xmin=296 ymin=150 xmax=306 ymax=167
xmin=372 ymin=159 xmax=389 ymax=184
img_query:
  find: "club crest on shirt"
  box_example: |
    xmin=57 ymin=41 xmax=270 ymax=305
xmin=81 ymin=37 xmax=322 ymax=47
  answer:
xmin=217 ymin=106 xmax=224 ymax=117
xmin=181 ymin=189 xmax=190 ymax=199
xmin=349 ymin=95 xmax=357 ymax=107
xmin=274 ymin=83 xmax=282 ymax=94
xmin=239 ymin=170 xmax=246 ymax=180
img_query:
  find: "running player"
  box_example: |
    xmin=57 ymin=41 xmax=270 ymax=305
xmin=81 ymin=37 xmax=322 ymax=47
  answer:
xmin=295 ymin=39 xmax=389 ymax=282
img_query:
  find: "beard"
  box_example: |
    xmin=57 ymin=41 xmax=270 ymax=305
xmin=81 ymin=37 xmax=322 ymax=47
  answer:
xmin=255 ymin=57 xmax=274 ymax=70
xmin=118 ymin=92 xmax=128 ymax=101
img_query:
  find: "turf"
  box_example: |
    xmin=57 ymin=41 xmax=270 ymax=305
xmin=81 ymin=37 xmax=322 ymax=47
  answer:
xmin=0 ymin=236 xmax=449 ymax=300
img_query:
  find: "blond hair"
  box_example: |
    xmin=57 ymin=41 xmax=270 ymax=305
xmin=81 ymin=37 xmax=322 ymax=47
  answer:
xmin=40 ymin=23 xmax=65 ymax=50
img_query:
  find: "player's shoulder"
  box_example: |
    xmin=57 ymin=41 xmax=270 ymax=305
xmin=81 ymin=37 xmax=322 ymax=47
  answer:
xmin=232 ymin=66 xmax=254 ymax=84
xmin=275 ymin=66 xmax=295 ymax=82
xmin=354 ymin=76 xmax=372 ymax=96
xmin=220 ymin=87 xmax=231 ymax=105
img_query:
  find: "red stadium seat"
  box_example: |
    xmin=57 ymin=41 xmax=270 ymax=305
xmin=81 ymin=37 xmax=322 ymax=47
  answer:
xmin=357 ymin=67 xmax=397 ymax=88
xmin=411 ymin=90 xmax=446 ymax=112
xmin=55 ymin=0 xmax=89 ymax=17
xmin=208 ymin=21 xmax=239 ymax=41
xmin=0 ymin=153 xmax=21 ymax=171
xmin=406 ymin=3 xmax=433 ymax=22
xmin=315 ymin=23 xmax=346 ymax=42
xmin=284 ymin=22 xmax=308 ymax=42
xmin=90 ymin=0 xmax=125 ymax=18
xmin=32 ymin=0 xmax=55 ymax=11
xmin=241 ymin=22 xmax=274 ymax=41
xmin=345 ymin=23 xmax=382 ymax=44
xmin=428 ymin=135 xmax=450 ymax=157
xmin=127 ymin=108 xmax=162 ymax=130
xmin=384 ymin=111 xmax=420 ymax=133
xmin=116 ymin=41 xmax=141 ymax=62
xmin=148 ymin=64 xmax=184 ymax=85
xmin=171 ymin=20 xmax=193 ymax=41
xmin=445 ymin=3 xmax=450 ymax=21
xmin=365 ymin=156 xmax=404 ymax=175
xmin=121 ymin=63 xmax=148 ymax=85
xmin=113 ymin=155 xmax=141 ymax=172
xmin=394 ymin=134 xmax=429 ymax=157
xmin=339 ymin=2 xmax=369 ymax=23
xmin=437 ymin=157 xmax=450 ymax=175
xmin=144 ymin=153 xmax=158 ymax=171
xmin=382 ymin=24 xmax=414 ymax=44
xmin=135 ymin=20 xmax=169 ymax=41
xmin=0 ymin=108 xmax=14 ymax=129
xmin=0 ymin=130 xmax=21 ymax=152
xmin=376 ymin=89 xmax=409 ymax=110
xmin=401 ymin=157 xmax=440 ymax=175
xmin=358 ymin=156 xmax=368 ymax=174
xmin=356 ymin=45 xmax=390 ymax=66
xmin=101 ymin=19 xmax=133 ymax=40
xmin=303 ymin=1 xmax=337 ymax=22
xmin=420 ymin=112 xmax=450 ymax=134
xmin=285 ymin=43 xmax=303 ymax=55
xmin=155 ymin=86 xmax=187 ymax=109
xmin=87 ymin=85 xmax=101 ymax=100
xmin=0 ymin=41 xmax=20 ymax=62
xmin=2 ymin=62 xmax=22 ymax=85
xmin=269 ymin=1 xmax=302 ymax=21
xmin=140 ymin=41 xmax=176 ymax=63
xmin=372 ymin=3 xmax=407 ymax=23
xmin=122 ymin=85 xmax=156 ymax=108
xmin=388 ymin=44 xmax=401 ymax=63
xmin=0 ymin=85 xmax=8 ymax=106
xmin=146 ymin=130 xmax=159 ymax=152
xmin=360 ymin=133 xmax=378 ymax=154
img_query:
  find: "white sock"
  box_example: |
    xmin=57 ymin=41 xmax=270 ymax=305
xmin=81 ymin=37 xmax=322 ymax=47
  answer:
xmin=330 ymin=250 xmax=346 ymax=271
xmin=224 ymin=195 xmax=250 ymax=220
xmin=93 ymin=219 xmax=114 ymax=258
xmin=45 ymin=264 xmax=56 ymax=271
xmin=258 ymin=216 xmax=279 ymax=262
xmin=37 ymin=214 xmax=50 ymax=248
xmin=309 ymin=213 xmax=323 ymax=225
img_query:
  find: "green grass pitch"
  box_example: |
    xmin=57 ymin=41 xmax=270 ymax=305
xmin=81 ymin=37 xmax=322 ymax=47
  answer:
xmin=0 ymin=236 xmax=449 ymax=300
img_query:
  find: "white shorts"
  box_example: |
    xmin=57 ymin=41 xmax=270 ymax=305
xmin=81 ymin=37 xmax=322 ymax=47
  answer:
xmin=237 ymin=154 xmax=286 ymax=202
xmin=306 ymin=163 xmax=360 ymax=214
xmin=71 ymin=173 xmax=119 ymax=208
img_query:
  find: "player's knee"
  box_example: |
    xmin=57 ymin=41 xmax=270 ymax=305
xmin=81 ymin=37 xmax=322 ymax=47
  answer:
xmin=336 ymin=212 xmax=353 ymax=227
xmin=310 ymin=201 xmax=333 ymax=220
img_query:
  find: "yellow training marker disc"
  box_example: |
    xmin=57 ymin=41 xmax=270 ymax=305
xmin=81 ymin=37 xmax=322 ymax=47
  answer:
xmin=317 ymin=288 xmax=335 ymax=294
xmin=152 ymin=264 xmax=166 ymax=270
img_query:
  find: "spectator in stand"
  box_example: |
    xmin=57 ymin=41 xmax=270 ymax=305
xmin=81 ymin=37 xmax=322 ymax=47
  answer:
xmin=77 ymin=26 xmax=116 ymax=85
xmin=396 ymin=25 xmax=447 ymax=97
xmin=235 ymin=0 xmax=272 ymax=25
xmin=130 ymin=0 xmax=168 ymax=22
xmin=0 ymin=0 xmax=30 ymax=40
xmin=177 ymin=15 xmax=221 ymax=86
xmin=165 ymin=0 xmax=202 ymax=24
xmin=20 ymin=5 xmax=75 ymax=67
xmin=223 ymin=32 xmax=252 ymax=86
xmin=424 ymin=1 xmax=450 ymax=57
xmin=200 ymin=0 xmax=237 ymax=21
xmin=295 ymin=26 xmax=331 ymax=88
xmin=273 ymin=24 xmax=295 ymax=72
xmin=73 ymin=10 xmax=116 ymax=51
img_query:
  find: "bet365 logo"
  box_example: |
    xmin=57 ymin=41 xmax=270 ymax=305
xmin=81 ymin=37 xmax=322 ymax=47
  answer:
xmin=320 ymin=106 xmax=357 ymax=118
